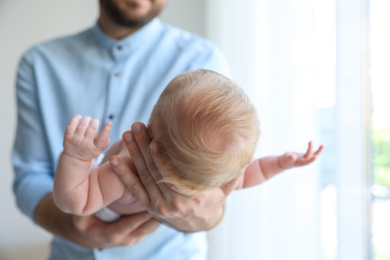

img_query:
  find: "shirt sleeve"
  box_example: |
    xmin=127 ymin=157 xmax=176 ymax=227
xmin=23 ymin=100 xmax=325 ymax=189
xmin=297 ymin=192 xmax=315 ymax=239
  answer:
xmin=12 ymin=50 xmax=55 ymax=223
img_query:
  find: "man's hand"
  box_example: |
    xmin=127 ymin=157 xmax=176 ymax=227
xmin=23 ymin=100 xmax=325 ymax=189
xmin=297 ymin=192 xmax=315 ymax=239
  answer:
xmin=109 ymin=122 xmax=235 ymax=232
xmin=71 ymin=212 xmax=158 ymax=248
xmin=34 ymin=193 xmax=160 ymax=249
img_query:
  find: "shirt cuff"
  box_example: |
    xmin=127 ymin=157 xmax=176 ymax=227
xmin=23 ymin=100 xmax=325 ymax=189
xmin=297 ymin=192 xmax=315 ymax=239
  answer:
xmin=14 ymin=174 xmax=54 ymax=224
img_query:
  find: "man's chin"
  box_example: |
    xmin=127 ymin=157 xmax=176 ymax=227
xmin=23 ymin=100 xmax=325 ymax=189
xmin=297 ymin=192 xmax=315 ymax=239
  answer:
xmin=102 ymin=1 xmax=156 ymax=28
xmin=115 ymin=16 xmax=151 ymax=28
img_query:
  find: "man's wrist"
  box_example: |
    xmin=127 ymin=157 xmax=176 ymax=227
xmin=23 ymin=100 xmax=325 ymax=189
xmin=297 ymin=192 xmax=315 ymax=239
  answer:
xmin=35 ymin=193 xmax=75 ymax=242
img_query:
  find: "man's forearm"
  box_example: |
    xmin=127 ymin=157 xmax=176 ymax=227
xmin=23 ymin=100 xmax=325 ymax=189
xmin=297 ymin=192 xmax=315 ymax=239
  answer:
xmin=34 ymin=193 xmax=98 ymax=249
xmin=34 ymin=192 xmax=160 ymax=249
xmin=34 ymin=193 xmax=78 ymax=242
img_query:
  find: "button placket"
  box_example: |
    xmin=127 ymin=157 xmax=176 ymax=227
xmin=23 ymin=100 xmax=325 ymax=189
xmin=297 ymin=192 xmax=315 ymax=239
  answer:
xmin=106 ymin=64 xmax=122 ymax=124
xmin=113 ymin=43 xmax=127 ymax=60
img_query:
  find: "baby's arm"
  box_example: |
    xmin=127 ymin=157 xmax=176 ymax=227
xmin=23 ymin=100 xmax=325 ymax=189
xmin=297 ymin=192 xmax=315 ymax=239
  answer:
xmin=235 ymin=141 xmax=324 ymax=189
xmin=53 ymin=115 xmax=115 ymax=215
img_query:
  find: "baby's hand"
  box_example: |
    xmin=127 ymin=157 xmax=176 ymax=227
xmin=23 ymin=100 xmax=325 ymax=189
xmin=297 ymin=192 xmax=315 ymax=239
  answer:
xmin=63 ymin=115 xmax=112 ymax=160
xmin=277 ymin=141 xmax=324 ymax=170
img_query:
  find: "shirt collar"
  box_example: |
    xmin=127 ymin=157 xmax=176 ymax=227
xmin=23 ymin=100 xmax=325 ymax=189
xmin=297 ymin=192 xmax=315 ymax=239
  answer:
xmin=92 ymin=18 xmax=164 ymax=58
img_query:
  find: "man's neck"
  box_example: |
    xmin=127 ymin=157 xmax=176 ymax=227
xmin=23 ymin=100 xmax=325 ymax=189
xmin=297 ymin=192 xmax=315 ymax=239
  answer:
xmin=98 ymin=12 xmax=140 ymax=40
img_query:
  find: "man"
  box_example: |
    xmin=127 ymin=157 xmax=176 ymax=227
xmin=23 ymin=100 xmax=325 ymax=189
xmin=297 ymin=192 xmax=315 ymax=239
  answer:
xmin=12 ymin=0 xmax=231 ymax=259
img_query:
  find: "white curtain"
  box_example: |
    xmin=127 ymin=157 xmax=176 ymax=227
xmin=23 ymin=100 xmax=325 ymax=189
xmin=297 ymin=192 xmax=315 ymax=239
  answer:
xmin=206 ymin=0 xmax=370 ymax=259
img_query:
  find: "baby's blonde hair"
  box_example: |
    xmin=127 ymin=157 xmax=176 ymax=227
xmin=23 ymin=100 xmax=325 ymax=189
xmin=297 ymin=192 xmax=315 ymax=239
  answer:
xmin=149 ymin=69 xmax=260 ymax=191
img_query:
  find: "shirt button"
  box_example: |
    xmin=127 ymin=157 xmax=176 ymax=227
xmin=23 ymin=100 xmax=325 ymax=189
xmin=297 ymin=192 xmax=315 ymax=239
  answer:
xmin=117 ymin=45 xmax=122 ymax=50
xmin=109 ymin=114 xmax=114 ymax=119
xmin=114 ymin=72 xmax=120 ymax=77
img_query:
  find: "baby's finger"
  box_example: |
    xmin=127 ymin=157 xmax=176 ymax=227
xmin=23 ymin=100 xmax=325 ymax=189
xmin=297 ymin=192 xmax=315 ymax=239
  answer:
xmin=313 ymin=145 xmax=324 ymax=156
xmin=94 ymin=122 xmax=112 ymax=149
xmin=297 ymin=156 xmax=317 ymax=166
xmin=75 ymin=116 xmax=91 ymax=136
xmin=85 ymin=118 xmax=99 ymax=139
xmin=303 ymin=141 xmax=314 ymax=159
xmin=65 ymin=114 xmax=82 ymax=136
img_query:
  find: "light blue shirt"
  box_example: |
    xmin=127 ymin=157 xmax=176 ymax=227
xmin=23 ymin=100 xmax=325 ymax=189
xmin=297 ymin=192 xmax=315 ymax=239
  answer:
xmin=12 ymin=18 xmax=229 ymax=260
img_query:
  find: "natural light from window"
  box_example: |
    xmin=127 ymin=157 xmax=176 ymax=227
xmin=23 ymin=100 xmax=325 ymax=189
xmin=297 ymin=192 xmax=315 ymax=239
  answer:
xmin=370 ymin=0 xmax=390 ymax=259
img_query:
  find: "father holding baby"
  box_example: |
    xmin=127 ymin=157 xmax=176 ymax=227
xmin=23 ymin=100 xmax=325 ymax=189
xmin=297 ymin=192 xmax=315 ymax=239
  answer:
xmin=12 ymin=1 xmax=322 ymax=260
xmin=12 ymin=0 xmax=234 ymax=259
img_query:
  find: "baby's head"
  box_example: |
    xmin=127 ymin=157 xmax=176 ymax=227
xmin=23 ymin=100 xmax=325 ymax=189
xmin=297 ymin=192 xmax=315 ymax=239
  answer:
xmin=148 ymin=69 xmax=260 ymax=192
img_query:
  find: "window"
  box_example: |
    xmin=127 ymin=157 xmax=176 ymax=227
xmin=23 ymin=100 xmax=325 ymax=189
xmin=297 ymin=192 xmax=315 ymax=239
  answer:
xmin=370 ymin=1 xmax=390 ymax=259
xmin=206 ymin=0 xmax=389 ymax=259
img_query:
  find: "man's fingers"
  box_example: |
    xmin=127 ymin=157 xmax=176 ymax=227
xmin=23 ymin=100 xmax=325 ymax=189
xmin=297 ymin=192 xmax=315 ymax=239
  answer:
xmin=105 ymin=212 xmax=155 ymax=246
xmin=122 ymin=129 xmax=162 ymax=196
xmin=72 ymin=214 xmax=114 ymax=247
xmin=131 ymin=123 xmax=163 ymax=183
xmin=122 ymin=218 xmax=160 ymax=246
xmin=109 ymin=155 xmax=150 ymax=206
xmin=72 ymin=214 xmax=98 ymax=235
xmin=149 ymin=142 xmax=172 ymax=193
xmin=72 ymin=212 xmax=156 ymax=249
xmin=104 ymin=212 xmax=152 ymax=236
